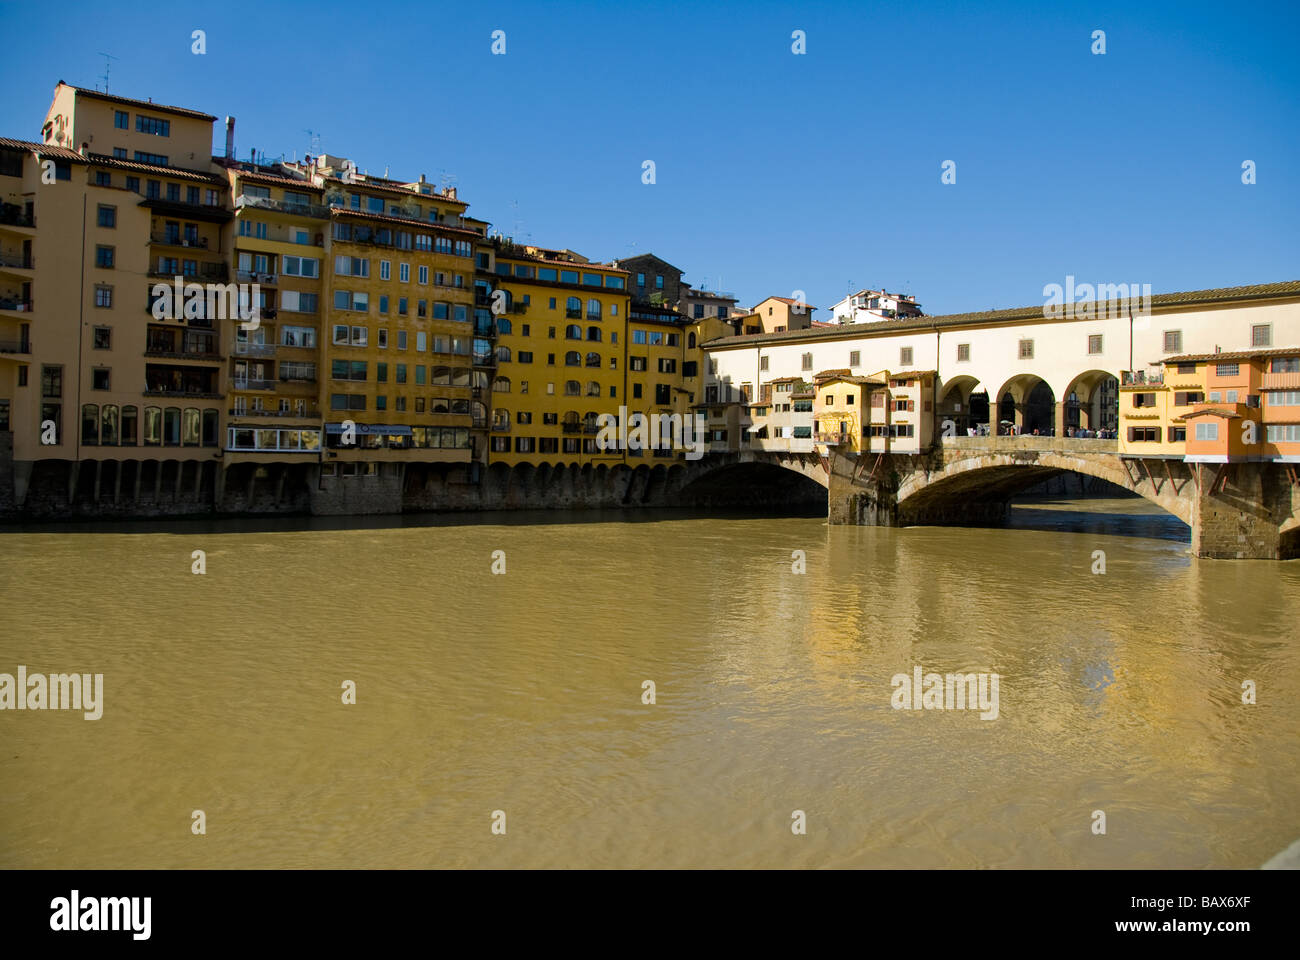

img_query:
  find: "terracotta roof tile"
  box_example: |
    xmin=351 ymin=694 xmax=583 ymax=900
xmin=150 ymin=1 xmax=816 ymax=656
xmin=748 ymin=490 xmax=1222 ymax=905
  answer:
xmin=65 ymin=84 xmax=218 ymax=121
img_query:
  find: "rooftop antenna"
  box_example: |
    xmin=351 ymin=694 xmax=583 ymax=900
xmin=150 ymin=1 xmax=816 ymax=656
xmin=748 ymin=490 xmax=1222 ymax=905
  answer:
xmin=439 ymin=171 xmax=458 ymax=193
xmin=97 ymin=52 xmax=119 ymax=93
xmin=304 ymin=129 xmax=321 ymax=157
xmin=510 ymin=199 xmax=522 ymax=239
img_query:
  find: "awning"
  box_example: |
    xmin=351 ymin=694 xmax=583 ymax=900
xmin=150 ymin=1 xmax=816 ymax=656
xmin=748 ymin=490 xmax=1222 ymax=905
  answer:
xmin=325 ymin=423 xmax=414 ymax=436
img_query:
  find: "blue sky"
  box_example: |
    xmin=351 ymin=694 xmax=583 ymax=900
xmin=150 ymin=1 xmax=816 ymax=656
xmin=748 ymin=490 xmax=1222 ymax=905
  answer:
xmin=1 ymin=0 xmax=1297 ymax=316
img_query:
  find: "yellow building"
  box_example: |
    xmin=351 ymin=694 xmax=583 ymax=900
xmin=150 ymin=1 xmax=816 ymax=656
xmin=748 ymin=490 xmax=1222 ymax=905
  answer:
xmin=308 ymin=157 xmax=484 ymax=476
xmin=484 ymin=243 xmax=631 ymax=465
xmin=813 ymin=373 xmax=882 ymax=452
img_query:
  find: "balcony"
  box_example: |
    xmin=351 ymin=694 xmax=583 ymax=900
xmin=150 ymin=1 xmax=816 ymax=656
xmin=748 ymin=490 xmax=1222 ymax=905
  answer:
xmin=137 ymin=197 xmax=232 ymax=223
xmin=491 ymin=422 xmax=510 ymax=432
xmin=232 ymin=378 xmax=277 ymax=392
xmin=234 ymin=342 xmax=276 ymax=358
xmin=234 ymin=195 xmax=331 ymax=219
xmin=562 ymin=423 xmax=581 ymax=434
xmin=0 ymin=252 xmax=34 ymax=271
xmin=144 ymin=344 xmax=220 ymax=361
xmin=1121 ymin=369 xmax=1164 ymax=386
xmin=1261 ymin=370 xmax=1300 ymax=391
xmin=147 ymin=264 xmax=229 ymax=281
xmin=150 ymin=233 xmax=211 ymax=250
xmin=144 ymin=389 xmax=221 ymax=399
xmin=0 ymin=207 xmax=35 ymax=230
xmin=237 ymin=269 xmax=278 ymax=285
xmin=472 ymin=354 xmax=496 ymax=368
xmin=0 ymin=339 xmax=32 ymax=354
xmin=0 ymin=297 xmax=33 ymax=313
xmin=565 ymin=309 xmax=582 ymax=319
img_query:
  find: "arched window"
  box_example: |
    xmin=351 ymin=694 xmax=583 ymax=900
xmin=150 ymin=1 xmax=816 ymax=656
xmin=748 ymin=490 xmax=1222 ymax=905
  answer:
xmin=163 ymin=407 xmax=182 ymax=446
xmin=143 ymin=406 xmax=162 ymax=446
xmin=451 ymin=398 xmax=470 ymax=415
xmin=587 ymin=299 xmax=601 ymax=319
xmin=688 ymin=332 xmax=696 ymax=349
xmin=563 ymin=411 xmax=580 ymax=426
xmin=565 ymin=296 xmax=581 ymax=318
xmin=583 ymin=411 xmax=600 ymax=432
xmin=492 ymin=408 xmax=509 ymax=428
xmin=496 ymin=317 xmax=512 ymax=336
xmin=565 ymin=324 xmax=582 ymax=339
xmin=496 ymin=345 xmax=511 ymax=362
xmin=121 ymin=405 xmax=138 ymax=445
xmin=470 ymin=401 xmax=487 ymax=425
xmin=81 ymin=404 xmax=99 ymax=445
xmin=431 ymin=397 xmax=450 ymax=413
xmin=585 ymin=352 xmax=601 ymax=367
xmin=586 ymin=381 xmax=601 ymax=396
xmin=182 ymin=408 xmax=201 ymax=446
xmin=493 ymin=377 xmax=511 ymax=393
xmin=565 ymin=351 xmax=581 ymax=366
xmin=565 ymin=380 xmax=581 ymax=396
xmin=586 ymin=326 xmax=602 ymax=341
xmin=100 ymin=404 xmax=119 ymax=445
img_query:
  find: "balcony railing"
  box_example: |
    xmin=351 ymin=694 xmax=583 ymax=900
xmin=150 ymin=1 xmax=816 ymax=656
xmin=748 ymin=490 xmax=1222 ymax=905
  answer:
xmin=0 ymin=339 xmax=32 ymax=354
xmin=472 ymin=354 xmax=496 ymax=367
xmin=565 ymin=309 xmax=582 ymax=319
xmin=234 ymin=195 xmax=332 ymax=219
xmin=0 ymin=253 xmax=33 ymax=269
xmin=150 ymin=233 xmax=210 ymax=249
xmin=491 ymin=422 xmax=510 ymax=432
xmin=0 ymin=297 xmax=33 ymax=312
xmin=562 ymin=423 xmax=581 ymax=434
xmin=0 ymin=208 xmax=35 ymax=228
xmin=1121 ymin=369 xmax=1164 ymax=386
xmin=232 ymin=378 xmax=277 ymax=391
xmin=236 ymin=269 xmax=278 ymax=285
xmin=234 ymin=342 xmax=276 ymax=358
xmin=144 ymin=345 xmax=220 ymax=360
xmin=144 ymin=389 xmax=221 ymax=399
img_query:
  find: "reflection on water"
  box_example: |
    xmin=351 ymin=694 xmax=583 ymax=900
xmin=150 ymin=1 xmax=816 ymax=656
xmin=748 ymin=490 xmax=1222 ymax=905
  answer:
xmin=0 ymin=496 xmax=1296 ymax=868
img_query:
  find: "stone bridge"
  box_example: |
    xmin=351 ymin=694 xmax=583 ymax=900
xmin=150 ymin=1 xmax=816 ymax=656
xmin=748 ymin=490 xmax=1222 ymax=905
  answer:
xmin=701 ymin=437 xmax=1299 ymax=560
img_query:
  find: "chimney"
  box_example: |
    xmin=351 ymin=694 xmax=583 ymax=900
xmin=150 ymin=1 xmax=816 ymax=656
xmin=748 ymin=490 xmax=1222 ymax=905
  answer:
xmin=224 ymin=117 xmax=235 ymax=160
xmin=79 ymin=142 xmax=89 ymax=157
xmin=448 ymin=186 xmax=457 ymax=200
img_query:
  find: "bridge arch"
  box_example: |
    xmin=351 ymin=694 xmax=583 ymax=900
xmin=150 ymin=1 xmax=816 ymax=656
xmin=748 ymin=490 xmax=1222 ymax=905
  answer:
xmin=991 ymin=374 xmax=1056 ymax=436
xmin=1060 ymin=368 xmax=1119 ymax=434
xmin=936 ymin=375 xmax=988 ymax=435
xmin=674 ymin=452 xmax=830 ymax=508
xmin=895 ymin=448 xmax=1194 ymax=526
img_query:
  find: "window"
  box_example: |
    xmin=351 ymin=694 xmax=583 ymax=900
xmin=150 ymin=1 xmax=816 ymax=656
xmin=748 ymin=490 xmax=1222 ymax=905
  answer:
xmin=1216 ymin=363 xmax=1239 ymax=377
xmin=1194 ymin=422 xmax=1219 ymax=441
xmin=1018 ymin=339 xmax=1034 ymax=360
xmin=96 ymin=205 xmax=116 ymax=228
xmin=848 ymin=350 xmax=860 ymax=367
xmin=133 ymin=151 xmax=169 ymax=165
xmin=136 ymin=115 xmax=170 ymax=137
xmin=900 ymin=346 xmax=913 ymax=365
xmin=95 ymin=245 xmax=114 ymax=268
xmin=655 ymin=275 xmax=664 ymax=289
xmin=377 ymin=328 xmax=389 ymax=349
xmin=760 ymin=356 xmax=769 ymax=371
xmin=630 ymin=356 xmax=647 ymax=372
xmin=1173 ymin=391 xmax=1204 ymax=405
xmin=1266 ymin=424 xmax=1300 ymax=443
xmin=94 ymin=286 xmax=113 ymax=309
xmin=282 ymin=256 xmax=319 ymax=278
xmin=1251 ymin=324 xmax=1272 ymax=348
xmin=400 ymin=263 xmax=410 ymax=283
xmin=114 ymin=110 xmax=129 ymax=129
xmin=126 ymin=176 xmax=140 ymax=193
xmin=1267 ymin=391 xmax=1300 ymax=406
xmin=419 ymin=265 xmax=428 ymax=284
xmin=1088 ymin=334 xmax=1103 ymax=354
xmin=1163 ymin=330 xmax=1182 ymax=353
xmin=92 ymin=368 xmax=110 ymax=390
xmin=801 ymin=353 xmax=813 ymax=371
xmin=93 ymin=325 xmax=111 ymax=348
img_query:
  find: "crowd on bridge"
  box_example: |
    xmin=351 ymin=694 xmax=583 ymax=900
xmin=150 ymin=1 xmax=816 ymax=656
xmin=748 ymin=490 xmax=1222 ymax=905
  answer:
xmin=962 ymin=425 xmax=1117 ymax=439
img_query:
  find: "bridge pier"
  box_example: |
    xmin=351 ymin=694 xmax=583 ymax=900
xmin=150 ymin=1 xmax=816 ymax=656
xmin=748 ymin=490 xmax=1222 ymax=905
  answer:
xmin=1189 ymin=462 xmax=1296 ymax=560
